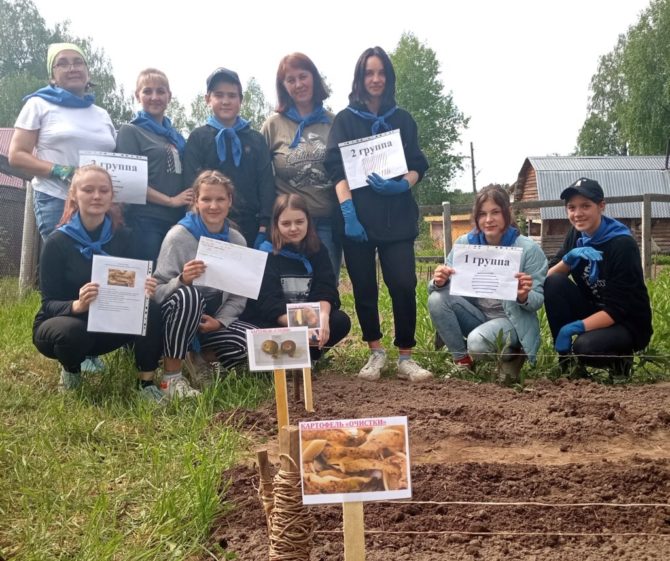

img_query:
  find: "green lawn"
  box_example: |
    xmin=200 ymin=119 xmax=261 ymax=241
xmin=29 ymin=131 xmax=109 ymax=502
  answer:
xmin=1 ymin=270 xmax=669 ymax=559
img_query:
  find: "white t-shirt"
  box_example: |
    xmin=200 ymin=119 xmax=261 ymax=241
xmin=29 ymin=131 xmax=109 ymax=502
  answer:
xmin=14 ymin=97 xmax=117 ymax=199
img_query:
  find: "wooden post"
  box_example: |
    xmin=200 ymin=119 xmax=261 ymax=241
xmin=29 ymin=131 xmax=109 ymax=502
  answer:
xmin=279 ymin=425 xmax=301 ymax=470
xmin=343 ymin=502 xmax=366 ymax=561
xmin=256 ymin=450 xmax=274 ymax=534
xmin=19 ymin=181 xmax=39 ymax=297
xmin=302 ymin=367 xmax=314 ymax=412
xmin=274 ymin=369 xmax=289 ymax=431
xmin=441 ymin=201 xmax=452 ymax=261
xmin=292 ymin=369 xmax=301 ymax=402
xmin=641 ymin=193 xmax=652 ymax=280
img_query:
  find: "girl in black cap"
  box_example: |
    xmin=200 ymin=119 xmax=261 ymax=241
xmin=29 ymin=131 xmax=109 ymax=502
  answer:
xmin=545 ymin=177 xmax=652 ymax=377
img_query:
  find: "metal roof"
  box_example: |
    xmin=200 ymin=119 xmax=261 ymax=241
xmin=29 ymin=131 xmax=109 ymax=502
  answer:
xmin=523 ymin=157 xmax=670 ymax=219
xmin=0 ymin=128 xmax=24 ymax=189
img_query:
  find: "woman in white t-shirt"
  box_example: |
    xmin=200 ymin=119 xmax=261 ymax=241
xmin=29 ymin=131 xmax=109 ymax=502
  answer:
xmin=9 ymin=42 xmax=116 ymax=240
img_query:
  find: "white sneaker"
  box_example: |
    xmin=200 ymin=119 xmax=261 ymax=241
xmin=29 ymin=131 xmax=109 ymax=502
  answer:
xmin=159 ymin=374 xmax=201 ymax=399
xmin=358 ymin=352 xmax=387 ymax=381
xmin=397 ymin=359 xmax=433 ymax=382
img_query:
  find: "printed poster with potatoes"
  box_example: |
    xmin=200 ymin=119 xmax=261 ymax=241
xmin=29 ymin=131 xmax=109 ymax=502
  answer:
xmin=338 ymin=129 xmax=408 ymax=190
xmin=246 ymin=326 xmax=311 ymax=371
xmin=87 ymin=255 xmax=152 ymax=335
xmin=286 ymin=302 xmax=321 ymax=346
xmin=449 ymin=244 xmax=523 ymax=301
xmin=299 ymin=416 xmax=411 ymax=505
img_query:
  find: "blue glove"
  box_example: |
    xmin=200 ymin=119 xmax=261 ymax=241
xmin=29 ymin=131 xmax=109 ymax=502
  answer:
xmin=253 ymin=231 xmax=267 ymax=249
xmin=555 ymin=320 xmax=585 ymax=353
xmin=340 ymin=199 xmax=368 ymax=242
xmin=562 ymin=247 xmax=603 ymax=269
xmin=366 ymin=173 xmax=410 ymax=196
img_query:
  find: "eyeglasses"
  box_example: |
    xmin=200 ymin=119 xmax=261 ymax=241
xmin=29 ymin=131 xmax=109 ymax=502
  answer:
xmin=53 ymin=60 xmax=87 ymax=70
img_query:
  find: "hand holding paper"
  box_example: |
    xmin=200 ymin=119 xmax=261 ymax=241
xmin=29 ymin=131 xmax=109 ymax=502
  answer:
xmin=144 ymin=277 xmax=157 ymax=297
xmin=515 ymin=272 xmax=533 ymax=303
xmin=432 ymin=265 xmax=454 ymax=288
xmin=366 ymin=173 xmax=409 ymax=196
xmin=73 ymin=282 xmax=99 ymax=314
xmin=181 ymin=259 xmax=206 ymax=285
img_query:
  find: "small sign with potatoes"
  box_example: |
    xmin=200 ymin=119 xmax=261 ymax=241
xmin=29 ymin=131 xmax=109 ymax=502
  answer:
xmin=286 ymin=302 xmax=321 ymax=346
xmin=246 ymin=326 xmax=311 ymax=371
xmin=299 ymin=416 xmax=411 ymax=505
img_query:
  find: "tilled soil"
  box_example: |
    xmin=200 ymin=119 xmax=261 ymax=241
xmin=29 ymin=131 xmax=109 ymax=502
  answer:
xmin=209 ymin=375 xmax=670 ymax=560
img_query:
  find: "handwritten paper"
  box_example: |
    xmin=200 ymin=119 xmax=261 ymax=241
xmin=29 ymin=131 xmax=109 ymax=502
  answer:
xmin=193 ymin=237 xmax=268 ymax=300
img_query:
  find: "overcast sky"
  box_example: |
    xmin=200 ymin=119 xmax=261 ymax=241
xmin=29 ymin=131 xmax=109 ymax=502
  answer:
xmin=32 ymin=0 xmax=650 ymax=192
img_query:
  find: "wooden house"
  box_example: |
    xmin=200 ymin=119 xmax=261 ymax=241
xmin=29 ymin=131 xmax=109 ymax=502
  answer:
xmin=514 ymin=156 xmax=670 ymax=256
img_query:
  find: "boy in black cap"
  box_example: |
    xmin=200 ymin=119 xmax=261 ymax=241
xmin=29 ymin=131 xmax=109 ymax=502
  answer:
xmin=544 ymin=177 xmax=652 ymax=378
xmin=183 ymin=67 xmax=275 ymax=248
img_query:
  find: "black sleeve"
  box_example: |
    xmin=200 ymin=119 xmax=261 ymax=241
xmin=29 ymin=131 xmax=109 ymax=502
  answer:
xmin=308 ymin=247 xmax=340 ymax=308
xmin=599 ymin=236 xmax=647 ymax=324
xmin=401 ymin=113 xmax=429 ymax=181
xmin=39 ymin=236 xmax=78 ymax=318
xmin=254 ymin=134 xmax=276 ymax=228
xmin=255 ymin=256 xmax=291 ymax=324
xmin=183 ymin=128 xmax=205 ymax=189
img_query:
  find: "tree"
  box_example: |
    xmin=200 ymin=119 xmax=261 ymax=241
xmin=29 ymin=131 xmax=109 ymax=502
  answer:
xmin=390 ymin=32 xmax=469 ymax=205
xmin=189 ymin=93 xmax=210 ymax=128
xmin=240 ymin=77 xmax=272 ymax=131
xmin=0 ymin=0 xmax=132 ymax=127
xmin=576 ymin=0 xmax=670 ymax=155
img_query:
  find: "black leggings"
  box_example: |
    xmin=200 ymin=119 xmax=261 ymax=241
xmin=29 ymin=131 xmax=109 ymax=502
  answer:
xmin=343 ymin=238 xmax=417 ymax=348
xmin=33 ymin=300 xmax=163 ymax=373
xmin=544 ymin=274 xmax=635 ymax=368
xmin=310 ymin=308 xmax=351 ymax=361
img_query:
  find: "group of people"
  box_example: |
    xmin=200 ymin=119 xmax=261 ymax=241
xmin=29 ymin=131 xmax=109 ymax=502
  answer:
xmin=9 ymin=42 xmax=653 ymax=400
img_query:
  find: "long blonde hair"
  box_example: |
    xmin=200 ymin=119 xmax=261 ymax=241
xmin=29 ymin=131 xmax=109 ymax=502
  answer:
xmin=58 ymin=165 xmax=124 ymax=230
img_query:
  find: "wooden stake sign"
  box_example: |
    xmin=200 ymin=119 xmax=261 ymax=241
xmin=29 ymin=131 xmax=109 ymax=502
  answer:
xmin=343 ymin=501 xmax=366 ymax=560
xmin=274 ymin=369 xmax=289 ymax=430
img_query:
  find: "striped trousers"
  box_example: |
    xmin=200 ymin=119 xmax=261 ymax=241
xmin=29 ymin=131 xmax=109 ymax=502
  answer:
xmin=161 ymin=285 xmax=255 ymax=370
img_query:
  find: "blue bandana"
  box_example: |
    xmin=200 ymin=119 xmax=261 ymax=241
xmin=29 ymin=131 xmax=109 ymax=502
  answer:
xmin=283 ymin=105 xmax=331 ymax=148
xmin=576 ymin=215 xmax=631 ymax=284
xmin=206 ymin=115 xmax=250 ymax=167
xmin=178 ymin=211 xmax=229 ymax=241
xmin=58 ymin=212 xmax=112 ymax=258
xmin=346 ymin=104 xmax=398 ymax=135
xmin=258 ymin=240 xmax=313 ymax=274
xmin=23 ymin=85 xmax=94 ymax=108
xmin=467 ymin=225 xmax=520 ymax=247
xmin=131 ymin=111 xmax=186 ymax=156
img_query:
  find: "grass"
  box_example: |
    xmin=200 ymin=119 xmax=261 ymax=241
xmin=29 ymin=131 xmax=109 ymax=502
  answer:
xmin=1 ymin=263 xmax=670 ymax=559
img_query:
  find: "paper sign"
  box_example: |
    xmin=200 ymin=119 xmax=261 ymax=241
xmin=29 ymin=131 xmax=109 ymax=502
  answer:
xmin=79 ymin=151 xmax=148 ymax=204
xmin=286 ymin=302 xmax=321 ymax=346
xmin=338 ymin=129 xmax=408 ymax=190
xmin=193 ymin=237 xmax=268 ymax=300
xmin=449 ymin=244 xmax=523 ymax=301
xmin=299 ymin=416 xmax=411 ymax=505
xmin=246 ymin=326 xmax=311 ymax=371
xmin=88 ymin=255 xmax=152 ymax=335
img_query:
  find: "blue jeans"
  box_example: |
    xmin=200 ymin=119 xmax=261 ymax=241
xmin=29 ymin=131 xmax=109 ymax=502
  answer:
xmin=314 ymin=218 xmax=342 ymax=280
xmin=33 ymin=191 xmax=65 ymax=240
xmin=428 ymin=290 xmax=520 ymax=361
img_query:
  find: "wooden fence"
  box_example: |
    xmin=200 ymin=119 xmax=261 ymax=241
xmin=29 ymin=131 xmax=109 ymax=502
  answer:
xmin=420 ymin=194 xmax=670 ymax=280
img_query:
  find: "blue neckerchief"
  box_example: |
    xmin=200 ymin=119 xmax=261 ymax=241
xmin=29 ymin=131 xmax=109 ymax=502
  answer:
xmin=258 ymin=240 xmax=313 ymax=274
xmin=206 ymin=115 xmax=250 ymax=167
xmin=58 ymin=212 xmax=112 ymax=259
xmin=467 ymin=225 xmax=520 ymax=246
xmin=576 ymin=215 xmax=631 ymax=285
xmin=178 ymin=211 xmax=229 ymax=241
xmin=283 ymin=104 xmax=331 ymax=148
xmin=23 ymin=85 xmax=94 ymax=108
xmin=346 ymin=104 xmax=398 ymax=135
xmin=131 ymin=111 xmax=186 ymax=156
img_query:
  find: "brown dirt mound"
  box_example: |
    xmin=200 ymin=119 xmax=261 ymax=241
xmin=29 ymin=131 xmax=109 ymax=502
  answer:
xmin=210 ymin=374 xmax=670 ymax=560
